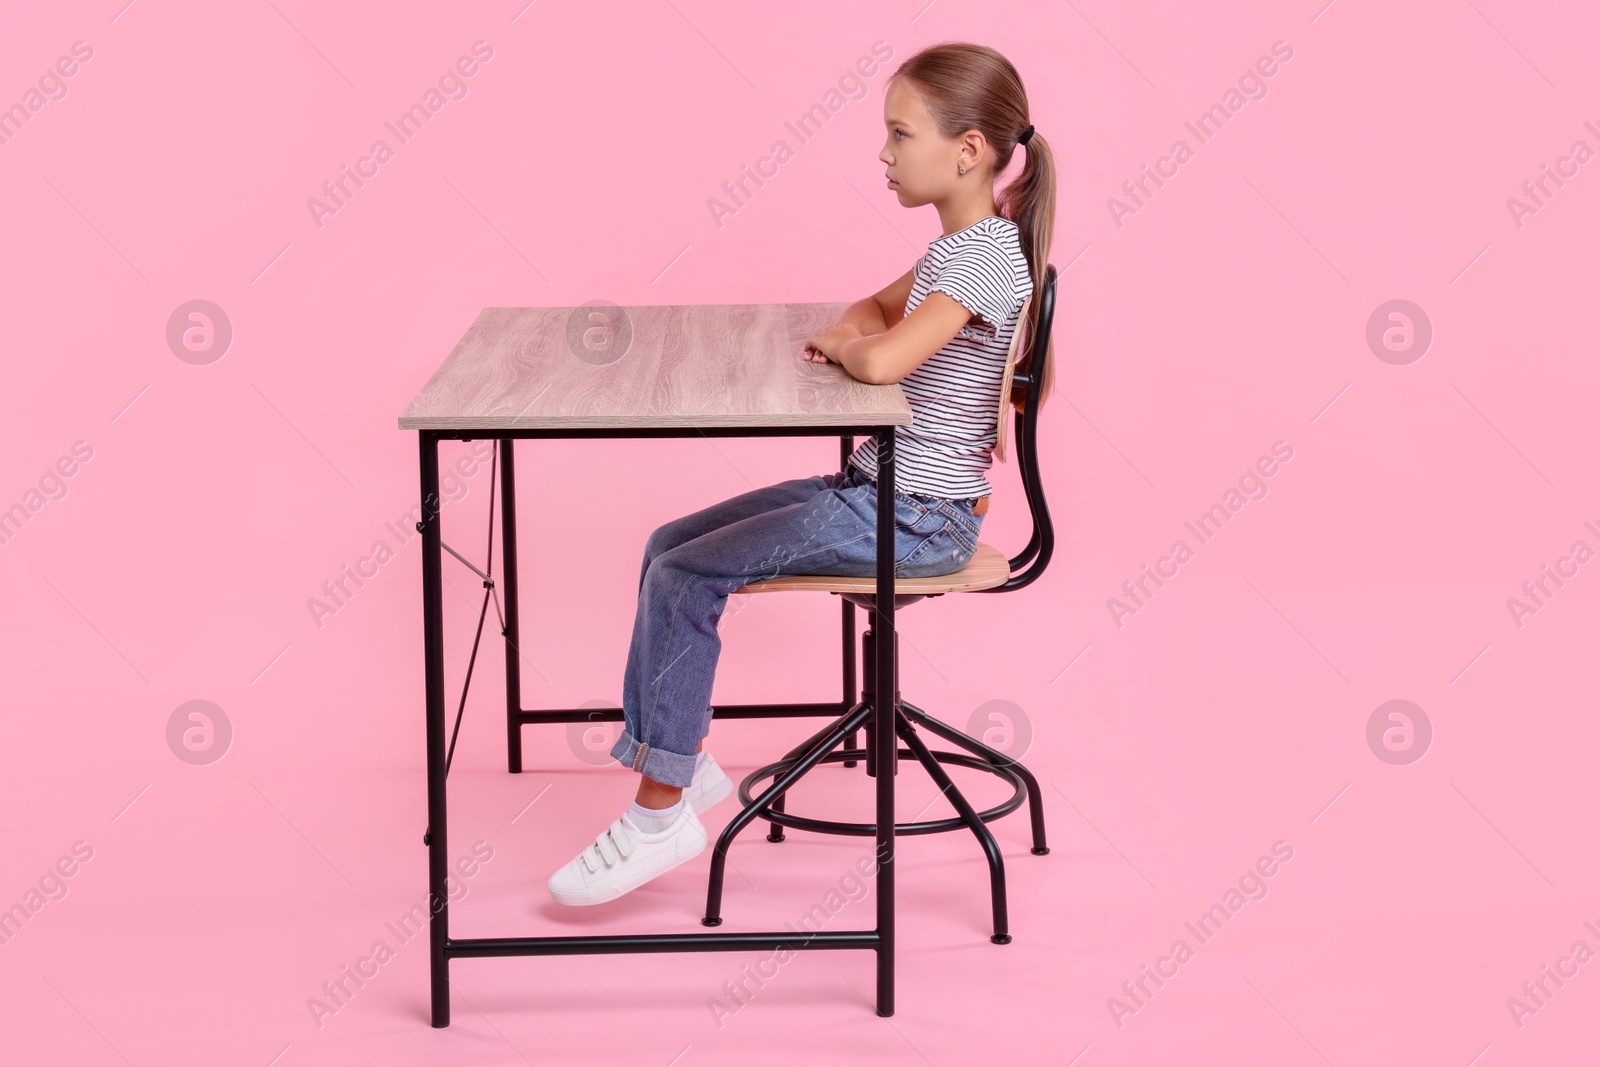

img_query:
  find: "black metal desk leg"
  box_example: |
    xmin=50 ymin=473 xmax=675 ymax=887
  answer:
xmin=874 ymin=426 xmax=896 ymax=1017
xmin=500 ymin=438 xmax=524 ymax=774
xmin=842 ymin=435 xmax=859 ymax=767
xmin=419 ymin=432 xmax=452 ymax=1027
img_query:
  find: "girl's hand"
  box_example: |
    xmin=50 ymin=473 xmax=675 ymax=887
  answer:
xmin=801 ymin=323 xmax=861 ymax=364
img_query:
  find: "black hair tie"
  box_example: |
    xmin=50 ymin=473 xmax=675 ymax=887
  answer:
xmin=1018 ymin=123 xmax=1035 ymax=146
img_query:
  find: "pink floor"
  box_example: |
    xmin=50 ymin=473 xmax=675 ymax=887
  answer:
xmin=4 ymin=1 xmax=1598 ymax=1064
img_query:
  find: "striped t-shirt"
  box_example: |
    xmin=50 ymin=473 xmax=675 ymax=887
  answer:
xmin=848 ymin=215 xmax=1034 ymax=499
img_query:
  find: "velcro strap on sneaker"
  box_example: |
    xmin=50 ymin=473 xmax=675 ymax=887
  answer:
xmin=608 ymin=818 xmax=636 ymax=858
xmin=595 ymin=834 xmax=618 ymax=867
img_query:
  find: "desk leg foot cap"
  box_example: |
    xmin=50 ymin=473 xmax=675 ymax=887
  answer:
xmin=701 ymin=916 xmax=722 ymax=927
xmin=991 ymin=933 xmax=1013 ymax=945
xmin=1031 ymin=846 xmax=1049 ymax=856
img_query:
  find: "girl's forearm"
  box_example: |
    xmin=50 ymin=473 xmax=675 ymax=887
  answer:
xmin=834 ymin=332 xmax=886 ymax=385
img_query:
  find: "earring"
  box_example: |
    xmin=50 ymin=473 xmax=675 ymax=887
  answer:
xmin=958 ymin=165 xmax=966 ymax=175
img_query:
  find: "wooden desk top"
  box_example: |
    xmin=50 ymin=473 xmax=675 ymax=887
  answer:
xmin=398 ymin=302 xmax=914 ymax=431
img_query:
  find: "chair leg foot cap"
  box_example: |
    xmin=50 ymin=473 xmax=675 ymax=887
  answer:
xmin=991 ymin=933 xmax=1012 ymax=945
xmin=1031 ymin=847 xmax=1050 ymax=855
xmin=701 ymin=916 xmax=722 ymax=927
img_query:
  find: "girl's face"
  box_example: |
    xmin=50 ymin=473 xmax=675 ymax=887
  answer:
xmin=880 ymin=78 xmax=962 ymax=207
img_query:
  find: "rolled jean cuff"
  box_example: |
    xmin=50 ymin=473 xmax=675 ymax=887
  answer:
xmin=609 ymin=729 xmax=697 ymax=788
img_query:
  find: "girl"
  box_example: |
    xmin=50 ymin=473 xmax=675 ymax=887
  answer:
xmin=548 ymin=41 xmax=1058 ymax=906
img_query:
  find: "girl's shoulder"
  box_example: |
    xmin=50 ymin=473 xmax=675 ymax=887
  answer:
xmin=930 ymin=215 xmax=1025 ymax=264
xmin=928 ymin=214 xmax=1021 ymax=253
xmin=925 ymin=216 xmax=1031 ymax=292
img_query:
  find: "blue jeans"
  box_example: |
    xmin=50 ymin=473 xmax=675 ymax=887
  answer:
xmin=608 ymin=464 xmax=985 ymax=787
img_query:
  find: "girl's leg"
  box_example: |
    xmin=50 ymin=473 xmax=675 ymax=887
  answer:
xmin=610 ymin=468 xmax=964 ymax=789
xmin=635 ymin=736 xmax=702 ymax=808
xmin=634 ymin=469 xmax=854 ymax=590
xmin=616 ymin=468 xmax=857 ymax=789
xmin=546 ymin=470 xmax=977 ymax=906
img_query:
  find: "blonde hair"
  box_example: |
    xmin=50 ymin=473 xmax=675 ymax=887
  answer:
xmin=891 ymin=42 xmax=1057 ymax=462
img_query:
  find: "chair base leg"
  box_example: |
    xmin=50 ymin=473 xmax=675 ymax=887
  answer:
xmin=705 ymin=626 xmax=1050 ymax=944
xmin=900 ymin=699 xmax=1051 ymax=856
xmin=702 ymin=702 xmax=874 ymax=927
xmin=718 ymin=699 xmax=1049 ymax=944
xmin=895 ymin=713 xmax=1010 ymax=943
xmin=765 ymin=713 xmax=862 ymax=844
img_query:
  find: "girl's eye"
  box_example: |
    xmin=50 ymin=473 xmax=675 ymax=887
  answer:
xmin=894 ymin=130 xmax=905 ymax=140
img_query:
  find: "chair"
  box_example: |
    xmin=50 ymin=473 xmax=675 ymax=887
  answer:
xmin=700 ymin=265 xmax=1059 ymax=944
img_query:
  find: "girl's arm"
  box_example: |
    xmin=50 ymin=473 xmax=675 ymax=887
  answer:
xmin=803 ymin=269 xmax=918 ymax=367
xmin=805 ymin=291 xmax=973 ymax=385
xmin=836 ymin=268 xmax=915 ymax=335
xmin=836 ymin=296 xmax=888 ymax=336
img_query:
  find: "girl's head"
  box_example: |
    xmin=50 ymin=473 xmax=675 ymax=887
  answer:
xmin=881 ymin=42 xmax=1058 ymax=414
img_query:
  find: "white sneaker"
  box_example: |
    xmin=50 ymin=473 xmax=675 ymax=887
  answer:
xmin=685 ymin=752 xmax=734 ymax=814
xmin=547 ymin=805 xmax=709 ymax=906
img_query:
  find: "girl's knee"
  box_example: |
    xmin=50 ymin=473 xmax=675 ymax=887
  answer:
xmin=643 ymin=521 xmax=682 ymax=566
xmin=640 ymin=547 xmax=685 ymax=593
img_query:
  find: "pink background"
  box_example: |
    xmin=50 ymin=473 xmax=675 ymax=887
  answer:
xmin=2 ymin=1 xmax=1597 ymax=1064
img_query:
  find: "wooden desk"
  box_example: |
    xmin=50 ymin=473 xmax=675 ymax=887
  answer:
xmin=400 ymin=302 xmax=913 ymax=1025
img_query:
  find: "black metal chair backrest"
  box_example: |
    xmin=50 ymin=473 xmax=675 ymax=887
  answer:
xmin=975 ymin=262 xmax=1057 ymax=595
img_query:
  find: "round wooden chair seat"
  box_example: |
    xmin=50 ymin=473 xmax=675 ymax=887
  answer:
xmin=732 ymin=541 xmax=1010 ymax=601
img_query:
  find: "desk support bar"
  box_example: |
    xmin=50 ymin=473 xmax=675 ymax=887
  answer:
xmin=447 ymin=930 xmax=878 ymax=958
xmin=515 ymin=702 xmax=852 ymax=724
